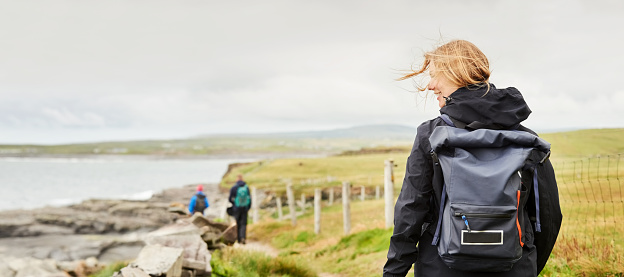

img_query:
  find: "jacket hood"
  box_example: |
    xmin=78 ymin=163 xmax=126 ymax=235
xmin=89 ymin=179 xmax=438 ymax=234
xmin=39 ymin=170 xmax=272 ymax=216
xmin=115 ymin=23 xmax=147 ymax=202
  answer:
xmin=439 ymin=84 xmax=531 ymax=129
xmin=236 ymin=180 xmax=246 ymax=186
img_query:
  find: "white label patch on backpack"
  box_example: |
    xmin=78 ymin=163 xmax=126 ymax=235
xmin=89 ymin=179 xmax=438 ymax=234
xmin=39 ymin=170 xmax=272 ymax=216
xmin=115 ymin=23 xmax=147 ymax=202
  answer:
xmin=461 ymin=230 xmax=504 ymax=245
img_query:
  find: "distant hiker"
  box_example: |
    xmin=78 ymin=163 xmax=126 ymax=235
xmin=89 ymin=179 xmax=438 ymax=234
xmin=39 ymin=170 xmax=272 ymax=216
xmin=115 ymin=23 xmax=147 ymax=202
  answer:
xmin=229 ymin=174 xmax=251 ymax=244
xmin=188 ymin=184 xmax=209 ymax=215
xmin=384 ymin=40 xmax=562 ymax=277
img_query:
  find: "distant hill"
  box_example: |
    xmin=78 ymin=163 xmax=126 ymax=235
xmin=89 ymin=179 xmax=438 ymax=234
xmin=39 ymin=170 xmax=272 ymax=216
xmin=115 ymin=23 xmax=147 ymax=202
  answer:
xmin=0 ymin=124 xmax=416 ymax=157
xmin=4 ymin=126 xmax=620 ymax=159
xmin=203 ymin=124 xmax=416 ymax=140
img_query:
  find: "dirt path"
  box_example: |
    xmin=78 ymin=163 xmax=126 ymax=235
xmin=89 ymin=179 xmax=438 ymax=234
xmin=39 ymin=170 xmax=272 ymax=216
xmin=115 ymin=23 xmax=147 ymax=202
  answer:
xmin=233 ymin=241 xmax=279 ymax=257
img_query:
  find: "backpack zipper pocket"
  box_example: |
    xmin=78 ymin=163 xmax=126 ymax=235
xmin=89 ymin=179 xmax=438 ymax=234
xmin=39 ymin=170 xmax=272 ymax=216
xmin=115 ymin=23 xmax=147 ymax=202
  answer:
xmin=454 ymin=212 xmax=512 ymax=219
xmin=454 ymin=212 xmax=513 ymax=233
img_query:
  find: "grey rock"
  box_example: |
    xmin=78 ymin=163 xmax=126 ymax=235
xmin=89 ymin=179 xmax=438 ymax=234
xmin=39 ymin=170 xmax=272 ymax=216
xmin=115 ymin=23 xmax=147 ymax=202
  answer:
xmin=191 ymin=215 xmax=228 ymax=233
xmin=0 ymin=183 xmax=227 ymax=273
xmin=68 ymin=242 xmax=102 ymax=260
xmin=169 ymin=206 xmax=189 ymax=215
xmin=12 ymin=224 xmax=75 ymax=237
xmin=56 ymin=260 xmax=81 ymax=273
xmin=31 ymin=246 xmax=53 ymax=259
xmin=221 ymin=225 xmax=237 ymax=245
xmin=144 ymin=221 xmax=212 ymax=273
xmin=200 ymin=225 xmax=222 ymax=236
xmin=0 ymin=256 xmax=16 ymax=277
xmin=6 ymin=256 xmax=67 ymax=277
xmin=108 ymin=203 xmax=151 ymax=216
xmin=132 ymin=244 xmax=184 ymax=277
xmin=190 ymin=214 xmax=210 ymax=228
xmin=182 ymin=258 xmax=206 ymax=270
xmin=201 ymin=231 xmax=219 ymax=246
xmin=98 ymin=241 xmax=145 ymax=264
xmin=49 ymin=248 xmax=71 ymax=261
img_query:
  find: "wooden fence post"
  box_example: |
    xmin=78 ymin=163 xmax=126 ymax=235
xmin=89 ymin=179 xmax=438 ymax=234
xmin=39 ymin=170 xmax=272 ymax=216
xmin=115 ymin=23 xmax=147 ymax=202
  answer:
xmin=360 ymin=186 xmax=365 ymax=201
xmin=252 ymin=187 xmax=259 ymax=223
xmin=343 ymin=181 xmax=351 ymax=235
xmin=287 ymin=183 xmax=296 ymax=226
xmin=329 ymin=188 xmax=334 ymax=206
xmin=384 ymin=160 xmax=395 ymax=228
xmin=376 ymin=186 xmax=380 ymax=200
xmin=276 ymin=196 xmax=283 ymax=220
xmin=301 ymin=193 xmax=306 ymax=213
xmin=314 ymin=188 xmax=321 ymax=234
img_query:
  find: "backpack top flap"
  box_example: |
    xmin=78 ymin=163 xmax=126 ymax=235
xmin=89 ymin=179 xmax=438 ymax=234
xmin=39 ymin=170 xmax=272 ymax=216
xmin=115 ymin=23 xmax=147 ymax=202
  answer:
xmin=429 ymin=126 xmax=550 ymax=153
xmin=429 ymin=126 xmax=550 ymax=206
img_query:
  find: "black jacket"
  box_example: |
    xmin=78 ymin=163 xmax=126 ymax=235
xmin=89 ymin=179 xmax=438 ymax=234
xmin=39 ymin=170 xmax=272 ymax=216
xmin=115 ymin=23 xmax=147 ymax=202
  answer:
xmin=383 ymin=84 xmax=562 ymax=277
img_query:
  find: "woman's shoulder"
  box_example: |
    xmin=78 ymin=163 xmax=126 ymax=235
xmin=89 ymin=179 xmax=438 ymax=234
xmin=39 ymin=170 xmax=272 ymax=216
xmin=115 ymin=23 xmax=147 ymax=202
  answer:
xmin=410 ymin=117 xmax=447 ymax=154
xmin=416 ymin=116 xmax=445 ymax=135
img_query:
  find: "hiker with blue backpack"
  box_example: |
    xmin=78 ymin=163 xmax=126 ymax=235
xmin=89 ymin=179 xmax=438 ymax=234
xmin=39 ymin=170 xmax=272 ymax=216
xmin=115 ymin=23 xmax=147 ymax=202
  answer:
xmin=229 ymin=174 xmax=252 ymax=244
xmin=189 ymin=184 xmax=209 ymax=215
xmin=383 ymin=40 xmax=562 ymax=277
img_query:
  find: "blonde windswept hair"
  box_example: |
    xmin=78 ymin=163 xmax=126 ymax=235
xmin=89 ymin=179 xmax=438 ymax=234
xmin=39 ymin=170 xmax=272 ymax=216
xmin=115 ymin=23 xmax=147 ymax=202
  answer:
xmin=400 ymin=40 xmax=491 ymax=92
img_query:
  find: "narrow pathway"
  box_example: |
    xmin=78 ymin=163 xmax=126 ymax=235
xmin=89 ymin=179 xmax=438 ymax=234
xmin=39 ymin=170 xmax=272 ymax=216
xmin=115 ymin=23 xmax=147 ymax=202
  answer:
xmin=233 ymin=241 xmax=279 ymax=257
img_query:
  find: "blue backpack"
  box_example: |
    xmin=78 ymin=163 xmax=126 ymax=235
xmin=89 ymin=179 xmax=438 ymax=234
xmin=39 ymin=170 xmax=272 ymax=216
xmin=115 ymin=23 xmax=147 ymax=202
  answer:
xmin=429 ymin=114 xmax=551 ymax=272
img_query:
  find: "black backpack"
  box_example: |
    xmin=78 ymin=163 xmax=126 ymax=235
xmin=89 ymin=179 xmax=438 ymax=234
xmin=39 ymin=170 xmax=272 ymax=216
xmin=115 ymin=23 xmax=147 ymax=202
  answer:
xmin=429 ymin=114 xmax=551 ymax=272
xmin=193 ymin=194 xmax=207 ymax=214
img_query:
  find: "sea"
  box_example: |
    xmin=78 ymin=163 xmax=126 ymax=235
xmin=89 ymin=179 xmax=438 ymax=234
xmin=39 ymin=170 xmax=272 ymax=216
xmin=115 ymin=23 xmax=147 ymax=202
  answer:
xmin=0 ymin=156 xmax=253 ymax=211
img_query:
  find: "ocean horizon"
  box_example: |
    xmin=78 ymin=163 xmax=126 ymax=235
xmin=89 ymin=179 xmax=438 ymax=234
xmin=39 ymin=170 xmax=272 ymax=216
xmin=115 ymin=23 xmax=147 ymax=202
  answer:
xmin=0 ymin=156 xmax=254 ymax=211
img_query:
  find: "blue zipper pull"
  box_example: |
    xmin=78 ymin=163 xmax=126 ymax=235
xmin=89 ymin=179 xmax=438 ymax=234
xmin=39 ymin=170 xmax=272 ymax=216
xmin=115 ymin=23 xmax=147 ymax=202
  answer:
xmin=461 ymin=215 xmax=471 ymax=233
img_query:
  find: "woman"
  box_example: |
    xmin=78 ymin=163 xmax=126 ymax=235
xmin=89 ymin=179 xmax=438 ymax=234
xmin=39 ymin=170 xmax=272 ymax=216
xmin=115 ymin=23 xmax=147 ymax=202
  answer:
xmin=383 ymin=40 xmax=562 ymax=277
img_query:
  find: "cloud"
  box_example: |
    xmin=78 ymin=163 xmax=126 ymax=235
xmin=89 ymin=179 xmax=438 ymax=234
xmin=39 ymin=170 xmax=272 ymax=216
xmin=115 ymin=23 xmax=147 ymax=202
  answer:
xmin=0 ymin=0 xmax=622 ymax=143
xmin=40 ymin=107 xmax=106 ymax=128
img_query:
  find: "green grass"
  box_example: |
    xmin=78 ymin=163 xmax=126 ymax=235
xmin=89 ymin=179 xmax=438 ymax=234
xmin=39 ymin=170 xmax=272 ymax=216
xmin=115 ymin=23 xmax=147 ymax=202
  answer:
xmin=210 ymin=247 xmax=317 ymax=277
xmin=316 ymin=228 xmax=392 ymax=259
xmin=249 ymin=199 xmax=392 ymax=277
xmin=220 ymin=152 xmax=408 ymax=194
xmin=540 ymin=128 xmax=624 ymax=159
xmin=238 ymin=128 xmax=624 ymax=276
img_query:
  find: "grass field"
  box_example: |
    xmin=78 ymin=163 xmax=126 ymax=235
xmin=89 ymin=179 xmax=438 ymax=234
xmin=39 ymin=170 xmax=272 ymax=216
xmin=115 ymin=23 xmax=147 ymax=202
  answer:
xmin=220 ymin=128 xmax=624 ymax=276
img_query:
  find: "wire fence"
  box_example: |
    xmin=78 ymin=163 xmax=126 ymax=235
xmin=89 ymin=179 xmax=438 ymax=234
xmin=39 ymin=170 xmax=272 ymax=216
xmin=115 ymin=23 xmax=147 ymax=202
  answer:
xmin=553 ymin=154 xmax=624 ymax=246
xmin=250 ymin=154 xmax=624 ymax=247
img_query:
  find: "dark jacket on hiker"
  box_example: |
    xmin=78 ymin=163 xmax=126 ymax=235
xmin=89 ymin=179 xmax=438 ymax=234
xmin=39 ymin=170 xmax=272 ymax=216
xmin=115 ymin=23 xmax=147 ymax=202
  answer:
xmin=383 ymin=84 xmax=562 ymax=277
xmin=229 ymin=180 xmax=251 ymax=211
xmin=229 ymin=179 xmax=252 ymax=244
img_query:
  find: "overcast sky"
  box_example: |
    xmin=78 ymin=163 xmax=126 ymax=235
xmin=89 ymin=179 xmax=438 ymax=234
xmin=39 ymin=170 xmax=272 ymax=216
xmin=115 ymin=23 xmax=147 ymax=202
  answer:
xmin=1 ymin=0 xmax=622 ymax=144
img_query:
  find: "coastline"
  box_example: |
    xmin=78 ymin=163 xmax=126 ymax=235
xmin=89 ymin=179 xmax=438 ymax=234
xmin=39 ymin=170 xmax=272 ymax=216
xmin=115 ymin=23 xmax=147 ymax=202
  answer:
xmin=0 ymin=156 xmax=244 ymax=212
xmin=0 ymin=182 xmax=229 ymax=263
xmin=0 ymin=152 xmax=326 ymax=160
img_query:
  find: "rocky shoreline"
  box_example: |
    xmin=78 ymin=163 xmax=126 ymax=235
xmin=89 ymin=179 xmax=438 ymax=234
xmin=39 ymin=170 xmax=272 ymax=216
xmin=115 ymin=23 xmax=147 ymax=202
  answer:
xmin=0 ymin=183 xmax=232 ymax=276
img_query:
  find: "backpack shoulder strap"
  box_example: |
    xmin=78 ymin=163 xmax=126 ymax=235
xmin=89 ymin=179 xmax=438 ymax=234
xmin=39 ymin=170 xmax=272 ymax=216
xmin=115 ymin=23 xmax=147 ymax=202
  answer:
xmin=432 ymin=183 xmax=447 ymax=245
xmin=523 ymin=151 xmax=551 ymax=233
xmin=439 ymin=114 xmax=456 ymax=127
xmin=439 ymin=114 xmax=471 ymax=129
